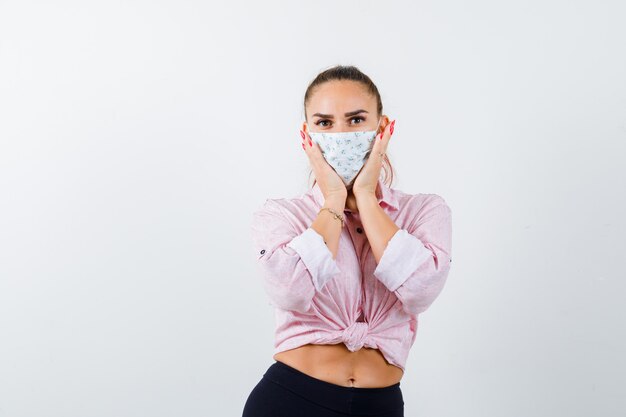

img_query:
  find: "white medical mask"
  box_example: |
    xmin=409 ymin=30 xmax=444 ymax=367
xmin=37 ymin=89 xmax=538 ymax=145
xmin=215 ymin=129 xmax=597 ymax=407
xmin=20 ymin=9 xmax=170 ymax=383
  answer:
xmin=308 ymin=118 xmax=382 ymax=186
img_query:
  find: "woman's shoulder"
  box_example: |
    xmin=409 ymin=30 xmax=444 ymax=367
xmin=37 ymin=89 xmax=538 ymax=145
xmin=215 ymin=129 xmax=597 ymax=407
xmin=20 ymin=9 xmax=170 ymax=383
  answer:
xmin=252 ymin=197 xmax=290 ymax=218
xmin=389 ymin=189 xmax=452 ymax=232
xmin=391 ymin=187 xmax=450 ymax=212
xmin=252 ymin=191 xmax=314 ymax=221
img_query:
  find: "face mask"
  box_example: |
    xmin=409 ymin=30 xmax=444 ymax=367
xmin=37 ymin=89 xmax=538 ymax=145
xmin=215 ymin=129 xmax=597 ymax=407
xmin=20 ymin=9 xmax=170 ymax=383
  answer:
xmin=308 ymin=118 xmax=382 ymax=186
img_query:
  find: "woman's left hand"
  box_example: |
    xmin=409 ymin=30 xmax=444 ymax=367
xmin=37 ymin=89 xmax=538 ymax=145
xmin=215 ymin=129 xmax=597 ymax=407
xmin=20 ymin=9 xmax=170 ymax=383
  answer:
xmin=352 ymin=119 xmax=395 ymax=196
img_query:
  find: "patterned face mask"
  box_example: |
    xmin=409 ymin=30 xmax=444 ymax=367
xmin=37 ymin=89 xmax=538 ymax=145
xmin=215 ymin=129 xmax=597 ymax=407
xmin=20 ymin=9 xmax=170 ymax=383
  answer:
xmin=308 ymin=118 xmax=382 ymax=186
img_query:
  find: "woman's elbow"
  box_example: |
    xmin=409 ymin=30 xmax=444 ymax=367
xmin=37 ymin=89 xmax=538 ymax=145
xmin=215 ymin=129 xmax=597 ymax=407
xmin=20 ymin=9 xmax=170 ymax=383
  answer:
xmin=396 ymin=269 xmax=450 ymax=316
xmin=268 ymin=290 xmax=313 ymax=313
xmin=263 ymin=275 xmax=315 ymax=314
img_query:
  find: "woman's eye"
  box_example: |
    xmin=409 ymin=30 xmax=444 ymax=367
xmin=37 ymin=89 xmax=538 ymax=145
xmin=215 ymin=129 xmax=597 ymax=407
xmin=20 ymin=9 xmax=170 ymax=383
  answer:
xmin=315 ymin=117 xmax=364 ymax=127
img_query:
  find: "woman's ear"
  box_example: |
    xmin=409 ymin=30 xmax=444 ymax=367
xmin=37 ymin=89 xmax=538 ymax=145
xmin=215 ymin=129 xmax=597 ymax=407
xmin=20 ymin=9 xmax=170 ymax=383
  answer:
xmin=379 ymin=116 xmax=391 ymax=135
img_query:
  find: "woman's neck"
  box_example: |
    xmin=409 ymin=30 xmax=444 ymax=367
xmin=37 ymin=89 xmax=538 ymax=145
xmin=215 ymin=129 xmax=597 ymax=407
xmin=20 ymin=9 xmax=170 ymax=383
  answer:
xmin=346 ymin=190 xmax=358 ymax=213
xmin=345 ymin=181 xmax=380 ymax=214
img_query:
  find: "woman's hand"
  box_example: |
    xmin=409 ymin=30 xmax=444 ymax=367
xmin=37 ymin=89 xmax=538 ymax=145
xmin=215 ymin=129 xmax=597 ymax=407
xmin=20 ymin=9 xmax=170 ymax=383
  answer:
xmin=300 ymin=127 xmax=347 ymax=202
xmin=352 ymin=119 xmax=395 ymax=196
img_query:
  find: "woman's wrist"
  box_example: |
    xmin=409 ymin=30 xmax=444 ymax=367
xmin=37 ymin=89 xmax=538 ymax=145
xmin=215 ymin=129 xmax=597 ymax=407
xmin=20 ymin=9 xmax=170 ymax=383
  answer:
xmin=323 ymin=194 xmax=346 ymax=212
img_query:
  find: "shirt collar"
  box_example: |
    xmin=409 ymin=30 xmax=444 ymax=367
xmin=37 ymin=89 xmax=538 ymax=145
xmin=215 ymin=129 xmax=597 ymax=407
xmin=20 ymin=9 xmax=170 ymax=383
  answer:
xmin=309 ymin=178 xmax=400 ymax=213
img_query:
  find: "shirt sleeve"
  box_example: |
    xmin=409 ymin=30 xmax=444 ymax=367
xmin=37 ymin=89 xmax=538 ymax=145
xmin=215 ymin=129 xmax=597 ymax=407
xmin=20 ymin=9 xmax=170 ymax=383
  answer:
xmin=372 ymin=196 xmax=452 ymax=316
xmin=250 ymin=199 xmax=341 ymax=313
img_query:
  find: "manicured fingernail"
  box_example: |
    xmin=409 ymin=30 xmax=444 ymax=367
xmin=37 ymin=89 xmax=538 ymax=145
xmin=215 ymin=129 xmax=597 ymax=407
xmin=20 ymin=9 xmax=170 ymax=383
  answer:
xmin=302 ymin=143 xmax=305 ymax=150
xmin=300 ymin=130 xmax=305 ymax=139
xmin=390 ymin=120 xmax=395 ymax=135
xmin=308 ymin=139 xmax=312 ymax=146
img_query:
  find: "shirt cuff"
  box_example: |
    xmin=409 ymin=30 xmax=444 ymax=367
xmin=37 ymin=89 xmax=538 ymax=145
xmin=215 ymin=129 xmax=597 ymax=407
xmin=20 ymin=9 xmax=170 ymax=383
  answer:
xmin=286 ymin=227 xmax=341 ymax=292
xmin=373 ymin=229 xmax=433 ymax=292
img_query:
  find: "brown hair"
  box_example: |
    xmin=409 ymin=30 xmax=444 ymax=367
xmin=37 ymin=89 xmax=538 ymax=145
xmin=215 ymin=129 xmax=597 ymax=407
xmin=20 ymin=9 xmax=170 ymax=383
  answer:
xmin=302 ymin=65 xmax=395 ymax=189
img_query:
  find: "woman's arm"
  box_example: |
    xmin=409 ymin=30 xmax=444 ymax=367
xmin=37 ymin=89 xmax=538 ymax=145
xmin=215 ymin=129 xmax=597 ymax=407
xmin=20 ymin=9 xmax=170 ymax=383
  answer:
xmin=250 ymin=198 xmax=344 ymax=313
xmin=358 ymin=194 xmax=453 ymax=316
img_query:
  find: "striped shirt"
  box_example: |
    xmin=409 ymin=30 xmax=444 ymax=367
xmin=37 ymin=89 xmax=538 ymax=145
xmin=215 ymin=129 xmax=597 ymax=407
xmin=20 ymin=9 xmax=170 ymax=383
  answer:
xmin=250 ymin=178 xmax=452 ymax=371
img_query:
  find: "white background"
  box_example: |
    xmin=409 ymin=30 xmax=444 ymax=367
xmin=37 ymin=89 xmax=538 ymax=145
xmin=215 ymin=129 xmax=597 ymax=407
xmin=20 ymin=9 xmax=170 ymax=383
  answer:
xmin=1 ymin=1 xmax=625 ymax=416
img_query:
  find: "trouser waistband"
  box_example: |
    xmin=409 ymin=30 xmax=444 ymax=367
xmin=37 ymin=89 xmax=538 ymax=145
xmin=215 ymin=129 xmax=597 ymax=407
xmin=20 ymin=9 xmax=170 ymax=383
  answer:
xmin=262 ymin=360 xmax=403 ymax=415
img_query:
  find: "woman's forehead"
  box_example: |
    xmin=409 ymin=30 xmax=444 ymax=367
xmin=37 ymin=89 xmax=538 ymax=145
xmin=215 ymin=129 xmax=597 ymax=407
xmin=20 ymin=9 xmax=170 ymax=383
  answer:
xmin=310 ymin=80 xmax=370 ymax=100
xmin=308 ymin=87 xmax=376 ymax=116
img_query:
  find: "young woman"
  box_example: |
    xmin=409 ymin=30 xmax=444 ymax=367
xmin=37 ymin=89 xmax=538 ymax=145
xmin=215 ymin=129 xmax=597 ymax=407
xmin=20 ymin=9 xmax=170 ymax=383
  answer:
xmin=242 ymin=65 xmax=453 ymax=417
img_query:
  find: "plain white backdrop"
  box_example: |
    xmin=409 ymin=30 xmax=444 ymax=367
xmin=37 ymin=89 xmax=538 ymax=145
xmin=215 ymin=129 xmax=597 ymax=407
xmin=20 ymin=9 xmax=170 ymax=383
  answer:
xmin=1 ymin=1 xmax=625 ymax=416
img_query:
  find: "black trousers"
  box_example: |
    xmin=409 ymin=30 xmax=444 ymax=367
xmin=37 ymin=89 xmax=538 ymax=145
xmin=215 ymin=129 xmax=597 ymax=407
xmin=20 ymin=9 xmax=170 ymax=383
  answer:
xmin=242 ymin=360 xmax=404 ymax=417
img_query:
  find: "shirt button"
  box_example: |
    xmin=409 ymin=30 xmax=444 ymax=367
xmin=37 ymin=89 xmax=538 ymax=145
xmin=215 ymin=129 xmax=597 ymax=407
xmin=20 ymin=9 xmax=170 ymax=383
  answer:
xmin=260 ymin=249 xmax=266 ymax=254
xmin=356 ymin=227 xmax=363 ymax=234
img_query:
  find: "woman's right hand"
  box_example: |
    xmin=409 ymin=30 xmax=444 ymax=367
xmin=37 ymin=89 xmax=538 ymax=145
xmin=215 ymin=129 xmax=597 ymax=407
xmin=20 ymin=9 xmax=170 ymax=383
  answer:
xmin=300 ymin=127 xmax=347 ymax=203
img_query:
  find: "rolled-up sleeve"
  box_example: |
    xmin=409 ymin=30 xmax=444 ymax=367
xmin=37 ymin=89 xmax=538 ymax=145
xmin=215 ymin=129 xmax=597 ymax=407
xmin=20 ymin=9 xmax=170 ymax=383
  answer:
xmin=250 ymin=199 xmax=341 ymax=313
xmin=285 ymin=227 xmax=341 ymax=291
xmin=373 ymin=196 xmax=452 ymax=316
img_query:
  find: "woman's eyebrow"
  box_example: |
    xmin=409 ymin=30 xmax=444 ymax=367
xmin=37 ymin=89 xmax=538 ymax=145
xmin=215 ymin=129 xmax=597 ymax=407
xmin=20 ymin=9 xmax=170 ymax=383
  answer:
xmin=312 ymin=109 xmax=369 ymax=119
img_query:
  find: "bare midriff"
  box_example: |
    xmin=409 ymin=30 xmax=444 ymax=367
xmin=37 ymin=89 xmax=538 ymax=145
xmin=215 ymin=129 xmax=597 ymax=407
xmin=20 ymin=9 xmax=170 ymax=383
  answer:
xmin=273 ymin=343 xmax=404 ymax=388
